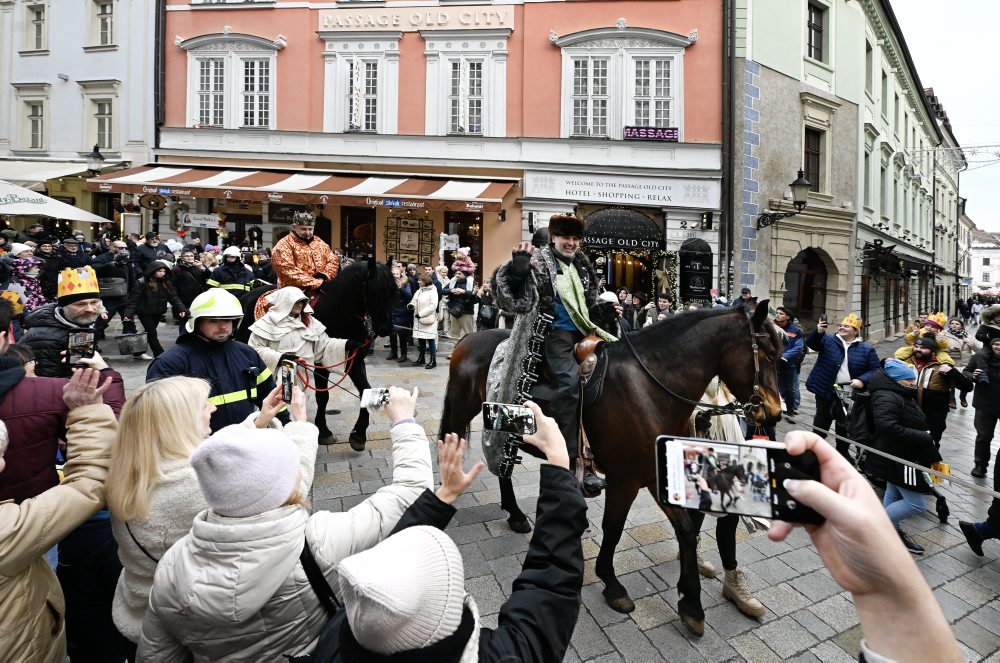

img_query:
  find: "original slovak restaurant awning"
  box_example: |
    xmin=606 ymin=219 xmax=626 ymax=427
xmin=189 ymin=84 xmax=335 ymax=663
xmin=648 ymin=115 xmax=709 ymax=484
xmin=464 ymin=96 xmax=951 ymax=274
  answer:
xmin=86 ymin=165 xmax=517 ymax=213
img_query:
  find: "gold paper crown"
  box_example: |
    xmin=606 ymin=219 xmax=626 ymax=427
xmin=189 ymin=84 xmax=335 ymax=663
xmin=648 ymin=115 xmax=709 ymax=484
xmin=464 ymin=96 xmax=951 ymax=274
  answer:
xmin=927 ymin=312 xmax=947 ymax=329
xmin=841 ymin=312 xmax=863 ymax=330
xmin=57 ymin=266 xmax=100 ymax=303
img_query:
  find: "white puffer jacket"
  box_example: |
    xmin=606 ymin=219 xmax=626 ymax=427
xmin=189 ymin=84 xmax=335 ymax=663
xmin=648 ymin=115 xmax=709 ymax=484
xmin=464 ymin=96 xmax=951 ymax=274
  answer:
xmin=110 ymin=415 xmax=299 ymax=644
xmin=138 ymin=422 xmax=433 ymax=662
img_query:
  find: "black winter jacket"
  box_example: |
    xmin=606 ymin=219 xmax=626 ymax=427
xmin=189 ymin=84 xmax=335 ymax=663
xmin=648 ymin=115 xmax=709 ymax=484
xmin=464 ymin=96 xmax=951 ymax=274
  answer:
xmin=309 ymin=464 xmax=587 ymax=663
xmin=122 ymin=261 xmax=187 ymax=320
xmin=962 ymin=346 xmax=1000 ymax=416
xmin=172 ymin=262 xmax=209 ymax=308
xmin=20 ymin=303 xmax=96 ymax=378
xmin=863 ymin=369 xmax=940 ymax=493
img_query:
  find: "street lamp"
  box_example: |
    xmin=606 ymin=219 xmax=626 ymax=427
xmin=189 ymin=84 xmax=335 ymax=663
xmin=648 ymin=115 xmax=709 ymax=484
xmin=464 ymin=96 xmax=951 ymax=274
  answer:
xmin=756 ymin=169 xmax=811 ymax=229
xmin=85 ymin=145 xmax=105 ymax=176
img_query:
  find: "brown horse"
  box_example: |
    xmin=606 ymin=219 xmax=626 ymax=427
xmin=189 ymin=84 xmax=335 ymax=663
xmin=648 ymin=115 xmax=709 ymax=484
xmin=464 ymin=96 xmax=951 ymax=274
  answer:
xmin=439 ymin=301 xmax=783 ymax=635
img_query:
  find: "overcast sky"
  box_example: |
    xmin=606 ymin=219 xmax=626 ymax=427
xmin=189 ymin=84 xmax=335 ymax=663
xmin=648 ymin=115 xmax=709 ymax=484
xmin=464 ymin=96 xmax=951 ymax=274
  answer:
xmin=892 ymin=0 xmax=1000 ymax=231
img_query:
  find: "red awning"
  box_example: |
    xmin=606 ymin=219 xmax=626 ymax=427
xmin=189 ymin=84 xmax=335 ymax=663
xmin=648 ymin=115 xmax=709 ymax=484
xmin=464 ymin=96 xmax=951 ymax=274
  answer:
xmin=86 ymin=165 xmax=516 ymax=213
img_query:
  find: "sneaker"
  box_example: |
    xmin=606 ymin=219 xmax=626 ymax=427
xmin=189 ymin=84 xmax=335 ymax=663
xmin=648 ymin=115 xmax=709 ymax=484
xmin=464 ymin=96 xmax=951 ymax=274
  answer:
xmin=896 ymin=527 xmax=924 ymax=555
xmin=722 ymin=569 xmax=765 ymax=618
xmin=959 ymin=521 xmax=986 ymax=557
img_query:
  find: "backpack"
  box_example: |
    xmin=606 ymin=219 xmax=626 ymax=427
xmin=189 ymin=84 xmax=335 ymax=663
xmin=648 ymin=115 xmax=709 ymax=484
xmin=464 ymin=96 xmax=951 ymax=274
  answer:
xmin=848 ymin=388 xmax=875 ymax=448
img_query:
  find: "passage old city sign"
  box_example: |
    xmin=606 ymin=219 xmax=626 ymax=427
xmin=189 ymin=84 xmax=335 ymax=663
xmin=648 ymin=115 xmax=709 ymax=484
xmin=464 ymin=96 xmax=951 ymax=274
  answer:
xmin=318 ymin=5 xmax=512 ymax=31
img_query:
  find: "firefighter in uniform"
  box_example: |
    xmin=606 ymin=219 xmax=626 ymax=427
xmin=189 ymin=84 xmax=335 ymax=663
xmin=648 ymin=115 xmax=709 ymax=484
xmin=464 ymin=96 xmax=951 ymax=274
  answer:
xmin=270 ymin=212 xmax=340 ymax=293
xmin=207 ymin=246 xmax=255 ymax=294
xmin=146 ymin=288 xmax=278 ymax=432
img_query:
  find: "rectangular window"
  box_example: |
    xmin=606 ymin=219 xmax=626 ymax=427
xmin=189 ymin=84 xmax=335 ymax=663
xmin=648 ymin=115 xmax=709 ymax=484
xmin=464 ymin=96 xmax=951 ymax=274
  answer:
xmin=95 ymin=100 xmax=112 ymax=149
xmin=894 ymin=93 xmax=900 ymax=134
xmin=880 ymin=164 xmax=888 ymax=213
xmin=880 ymin=72 xmax=888 ymax=117
xmin=984 ymin=257 xmax=991 ymax=266
xmin=804 ymin=127 xmax=822 ymax=192
xmin=807 ymin=3 xmax=825 ymax=62
xmin=347 ymin=60 xmax=379 ymax=132
xmin=96 ymin=1 xmax=113 ymax=46
xmin=27 ymin=102 xmax=44 ymax=149
xmin=571 ymin=57 xmax=609 ymax=137
xmin=984 ymin=272 xmax=991 ymax=283
xmin=28 ymin=5 xmax=45 ymax=50
xmin=197 ymin=58 xmax=225 ymax=127
xmin=448 ymin=59 xmax=483 ymax=135
xmin=865 ymin=41 xmax=873 ymax=93
xmin=241 ymin=58 xmax=270 ymax=128
xmin=634 ymin=58 xmax=672 ymax=127
xmin=863 ymin=151 xmax=871 ymax=208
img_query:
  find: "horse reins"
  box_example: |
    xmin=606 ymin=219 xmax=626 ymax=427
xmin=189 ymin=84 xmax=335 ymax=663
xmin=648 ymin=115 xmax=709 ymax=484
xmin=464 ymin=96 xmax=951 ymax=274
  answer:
xmin=288 ymin=338 xmax=370 ymax=397
xmin=618 ymin=310 xmax=769 ymax=419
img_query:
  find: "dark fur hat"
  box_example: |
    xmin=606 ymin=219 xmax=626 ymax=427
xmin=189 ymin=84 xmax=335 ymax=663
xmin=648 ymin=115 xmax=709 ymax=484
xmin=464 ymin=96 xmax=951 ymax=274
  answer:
xmin=547 ymin=214 xmax=584 ymax=238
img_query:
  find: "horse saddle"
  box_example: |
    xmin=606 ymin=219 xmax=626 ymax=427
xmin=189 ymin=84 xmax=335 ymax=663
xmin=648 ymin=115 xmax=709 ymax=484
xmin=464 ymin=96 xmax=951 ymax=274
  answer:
xmin=574 ymin=335 xmax=610 ymax=406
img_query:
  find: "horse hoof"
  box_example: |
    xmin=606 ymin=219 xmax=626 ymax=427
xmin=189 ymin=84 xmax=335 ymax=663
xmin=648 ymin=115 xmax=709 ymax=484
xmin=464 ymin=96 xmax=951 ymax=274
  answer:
xmin=679 ymin=613 xmax=705 ymax=637
xmin=318 ymin=433 xmax=337 ymax=445
xmin=602 ymin=589 xmax=635 ymax=614
xmin=507 ymin=516 xmax=532 ymax=534
xmin=349 ymin=433 xmax=366 ymax=452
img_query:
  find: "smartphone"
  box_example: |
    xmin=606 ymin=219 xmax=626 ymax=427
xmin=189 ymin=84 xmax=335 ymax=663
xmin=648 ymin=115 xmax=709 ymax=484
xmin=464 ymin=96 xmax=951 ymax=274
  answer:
xmin=482 ymin=402 xmax=537 ymax=436
xmin=654 ymin=435 xmax=824 ymax=525
xmin=360 ymin=388 xmax=391 ymax=412
xmin=818 ymin=314 xmax=827 ymax=325
xmin=66 ymin=331 xmax=97 ymax=365
xmin=280 ymin=360 xmax=295 ymax=403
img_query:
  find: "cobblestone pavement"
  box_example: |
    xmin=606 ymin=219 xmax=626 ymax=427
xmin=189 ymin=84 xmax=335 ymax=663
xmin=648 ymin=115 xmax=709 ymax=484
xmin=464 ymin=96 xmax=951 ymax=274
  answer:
xmin=108 ymin=321 xmax=1000 ymax=661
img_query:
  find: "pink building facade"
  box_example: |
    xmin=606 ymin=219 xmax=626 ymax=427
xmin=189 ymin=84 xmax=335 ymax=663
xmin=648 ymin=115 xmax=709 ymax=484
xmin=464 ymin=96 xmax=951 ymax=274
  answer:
xmin=92 ymin=0 xmax=724 ymax=293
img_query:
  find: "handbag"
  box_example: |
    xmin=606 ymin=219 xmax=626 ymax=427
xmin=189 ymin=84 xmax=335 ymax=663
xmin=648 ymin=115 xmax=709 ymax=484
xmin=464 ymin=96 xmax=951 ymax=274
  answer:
xmin=99 ymin=277 xmax=128 ymax=298
xmin=447 ymin=300 xmax=466 ymax=319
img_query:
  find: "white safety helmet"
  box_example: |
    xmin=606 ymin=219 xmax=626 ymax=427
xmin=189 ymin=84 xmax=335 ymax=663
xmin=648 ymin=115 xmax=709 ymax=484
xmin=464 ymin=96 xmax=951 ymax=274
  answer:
xmin=222 ymin=246 xmax=242 ymax=258
xmin=185 ymin=288 xmax=244 ymax=334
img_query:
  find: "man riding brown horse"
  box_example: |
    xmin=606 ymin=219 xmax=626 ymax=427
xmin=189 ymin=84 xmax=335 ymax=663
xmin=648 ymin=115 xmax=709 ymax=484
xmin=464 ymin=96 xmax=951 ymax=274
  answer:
xmin=492 ymin=213 xmax=620 ymax=495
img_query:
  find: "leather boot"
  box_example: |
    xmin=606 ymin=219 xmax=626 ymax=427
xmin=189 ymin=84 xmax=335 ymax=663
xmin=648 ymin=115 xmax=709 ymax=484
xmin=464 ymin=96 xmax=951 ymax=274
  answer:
xmin=722 ymin=569 xmax=765 ymax=618
xmin=425 ymin=358 xmax=437 ymax=369
xmin=972 ymin=463 xmax=988 ymax=479
xmin=411 ymin=354 xmax=425 ymax=367
xmin=397 ymin=348 xmax=409 ymax=363
xmin=386 ymin=351 xmax=398 ymax=360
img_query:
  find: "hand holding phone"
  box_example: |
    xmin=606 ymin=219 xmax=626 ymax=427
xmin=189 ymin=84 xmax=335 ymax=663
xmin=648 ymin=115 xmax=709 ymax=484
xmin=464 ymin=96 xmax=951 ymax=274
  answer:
xmin=65 ymin=331 xmax=97 ymax=366
xmin=482 ymin=402 xmax=537 ymax=435
xmin=280 ymin=360 xmax=295 ymax=403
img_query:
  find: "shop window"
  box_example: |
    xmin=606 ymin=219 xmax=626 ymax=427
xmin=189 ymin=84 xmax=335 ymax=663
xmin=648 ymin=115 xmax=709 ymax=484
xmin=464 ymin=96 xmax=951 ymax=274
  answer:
xmin=555 ymin=27 xmax=692 ymax=140
xmin=320 ymin=33 xmax=400 ymax=134
xmin=422 ymin=29 xmax=509 ymax=138
xmin=179 ymin=33 xmax=284 ymax=130
xmin=24 ymin=3 xmax=47 ymax=51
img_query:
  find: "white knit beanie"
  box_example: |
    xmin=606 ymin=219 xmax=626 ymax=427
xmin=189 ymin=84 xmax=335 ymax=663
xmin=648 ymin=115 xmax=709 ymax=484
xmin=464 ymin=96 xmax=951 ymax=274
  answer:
xmin=9 ymin=243 xmax=31 ymax=257
xmin=189 ymin=425 xmax=300 ymax=518
xmin=337 ymin=526 xmax=466 ymax=655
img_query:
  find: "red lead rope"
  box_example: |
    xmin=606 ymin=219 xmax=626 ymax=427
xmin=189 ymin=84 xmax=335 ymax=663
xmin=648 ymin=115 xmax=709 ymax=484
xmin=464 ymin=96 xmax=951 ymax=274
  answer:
xmin=291 ymin=338 xmax=370 ymax=394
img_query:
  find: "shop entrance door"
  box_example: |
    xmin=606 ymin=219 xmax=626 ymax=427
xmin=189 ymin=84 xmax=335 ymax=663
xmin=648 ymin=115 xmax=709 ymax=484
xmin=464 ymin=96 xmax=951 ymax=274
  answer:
xmin=783 ymin=248 xmax=827 ymax=326
xmin=341 ymin=206 xmax=375 ymax=258
xmin=609 ymin=251 xmax=653 ymax=295
xmin=444 ymin=211 xmax=482 ymax=283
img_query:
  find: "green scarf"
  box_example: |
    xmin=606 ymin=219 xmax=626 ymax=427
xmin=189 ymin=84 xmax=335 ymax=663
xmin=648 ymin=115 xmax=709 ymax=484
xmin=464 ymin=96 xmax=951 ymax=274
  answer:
xmin=554 ymin=264 xmax=617 ymax=343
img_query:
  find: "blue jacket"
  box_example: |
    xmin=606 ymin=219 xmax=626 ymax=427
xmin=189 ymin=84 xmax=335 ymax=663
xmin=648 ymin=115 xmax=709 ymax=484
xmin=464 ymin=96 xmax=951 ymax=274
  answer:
xmin=391 ymin=282 xmax=414 ymax=329
xmin=804 ymin=330 xmax=879 ymax=399
xmin=146 ymin=334 xmax=275 ymax=432
xmin=780 ymin=323 xmax=805 ymax=367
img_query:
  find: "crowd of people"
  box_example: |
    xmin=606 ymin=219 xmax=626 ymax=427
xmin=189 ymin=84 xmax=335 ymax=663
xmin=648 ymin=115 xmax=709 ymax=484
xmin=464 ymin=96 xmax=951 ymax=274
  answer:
xmin=0 ymin=212 xmax=991 ymax=662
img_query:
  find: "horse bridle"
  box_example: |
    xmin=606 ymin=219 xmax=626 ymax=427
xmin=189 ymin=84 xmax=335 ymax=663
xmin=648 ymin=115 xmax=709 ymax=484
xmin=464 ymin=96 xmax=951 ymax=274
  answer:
xmin=619 ymin=309 xmax=773 ymax=419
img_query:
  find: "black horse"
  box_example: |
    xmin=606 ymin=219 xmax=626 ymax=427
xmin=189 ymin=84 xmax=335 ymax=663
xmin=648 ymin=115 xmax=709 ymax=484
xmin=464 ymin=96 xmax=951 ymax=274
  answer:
xmin=713 ymin=464 xmax=747 ymax=511
xmin=439 ymin=303 xmax=783 ymax=635
xmin=236 ymin=257 xmax=398 ymax=447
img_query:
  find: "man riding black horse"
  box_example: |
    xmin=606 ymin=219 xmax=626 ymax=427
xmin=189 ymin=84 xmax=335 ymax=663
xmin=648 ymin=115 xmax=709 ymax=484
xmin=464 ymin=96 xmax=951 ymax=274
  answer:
xmin=492 ymin=214 xmax=621 ymax=496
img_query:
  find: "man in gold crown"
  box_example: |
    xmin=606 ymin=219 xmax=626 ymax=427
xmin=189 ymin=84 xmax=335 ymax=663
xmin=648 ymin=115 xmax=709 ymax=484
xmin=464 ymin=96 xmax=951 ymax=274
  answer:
xmin=22 ymin=266 xmax=105 ymax=378
xmin=805 ymin=312 xmax=880 ymax=459
xmin=270 ymin=212 xmax=340 ymax=293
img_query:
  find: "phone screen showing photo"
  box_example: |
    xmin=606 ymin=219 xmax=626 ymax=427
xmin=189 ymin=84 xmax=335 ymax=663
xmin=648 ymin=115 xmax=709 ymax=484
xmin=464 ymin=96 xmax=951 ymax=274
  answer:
xmin=482 ymin=402 xmax=537 ymax=436
xmin=66 ymin=331 xmax=96 ymax=364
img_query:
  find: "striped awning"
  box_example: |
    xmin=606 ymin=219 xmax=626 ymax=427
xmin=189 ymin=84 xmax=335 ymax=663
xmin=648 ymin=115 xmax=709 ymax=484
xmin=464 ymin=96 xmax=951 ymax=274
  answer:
xmin=86 ymin=165 xmax=516 ymax=213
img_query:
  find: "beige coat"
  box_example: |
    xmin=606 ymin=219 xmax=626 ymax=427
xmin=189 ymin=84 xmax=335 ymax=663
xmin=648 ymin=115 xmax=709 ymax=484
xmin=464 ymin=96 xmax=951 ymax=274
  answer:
xmin=138 ymin=422 xmax=433 ymax=662
xmin=410 ymin=285 xmax=439 ymax=340
xmin=0 ymin=404 xmax=115 ymax=663
xmin=110 ymin=414 xmax=298 ymax=643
